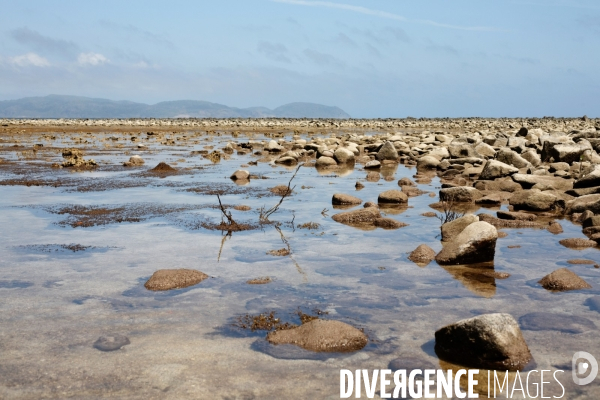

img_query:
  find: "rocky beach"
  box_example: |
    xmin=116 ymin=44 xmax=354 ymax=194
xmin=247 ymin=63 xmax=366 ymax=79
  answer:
xmin=1 ymin=117 xmax=600 ymax=398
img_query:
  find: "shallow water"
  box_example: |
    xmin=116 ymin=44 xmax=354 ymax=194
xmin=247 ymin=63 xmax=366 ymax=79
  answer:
xmin=1 ymin=129 xmax=600 ymax=399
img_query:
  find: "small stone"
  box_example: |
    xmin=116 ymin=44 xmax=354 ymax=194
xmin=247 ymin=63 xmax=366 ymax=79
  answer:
xmin=547 ymin=221 xmax=563 ymax=234
xmin=364 ymin=160 xmax=381 ymax=169
xmin=355 ymin=182 xmax=364 ymax=190
xmin=94 ymin=335 xmax=130 ymax=352
xmin=230 ymin=170 xmax=250 ymax=180
xmin=332 ymin=207 xmax=381 ymax=224
xmin=315 ymin=156 xmax=337 ymax=168
xmin=538 ymin=268 xmax=592 ymax=291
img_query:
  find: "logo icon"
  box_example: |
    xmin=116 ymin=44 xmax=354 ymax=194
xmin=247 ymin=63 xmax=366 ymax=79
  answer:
xmin=572 ymin=351 xmax=598 ymax=385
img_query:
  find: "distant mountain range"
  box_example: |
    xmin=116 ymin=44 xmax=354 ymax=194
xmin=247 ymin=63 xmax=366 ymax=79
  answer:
xmin=0 ymin=95 xmax=350 ymax=119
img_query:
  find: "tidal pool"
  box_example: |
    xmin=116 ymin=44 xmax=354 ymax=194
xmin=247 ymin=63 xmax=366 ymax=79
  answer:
xmin=0 ymin=127 xmax=599 ymax=399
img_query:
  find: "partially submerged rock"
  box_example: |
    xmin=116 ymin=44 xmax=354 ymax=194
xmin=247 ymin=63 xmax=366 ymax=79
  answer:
xmin=332 ymin=206 xmax=381 ymax=225
xmin=436 ymin=221 xmax=498 ymax=265
xmin=538 ymin=268 xmax=592 ymax=291
xmin=435 ymin=313 xmax=532 ymax=371
xmin=123 ymin=155 xmax=144 ymax=167
xmin=408 ymin=244 xmax=436 ymax=265
xmin=377 ymin=190 xmax=408 ymax=204
xmin=230 ymin=169 xmax=250 ymax=180
xmin=373 ymin=218 xmax=407 ymax=229
xmin=519 ymin=312 xmax=595 ymax=334
xmin=266 ymin=319 xmax=367 ymax=352
xmin=332 ymin=193 xmax=362 ymax=206
xmin=509 ymin=190 xmax=562 ymax=212
xmin=559 ymin=238 xmax=597 ymax=250
xmin=144 ymin=269 xmax=208 ymax=291
xmin=479 ymin=160 xmax=518 ymax=180
xmin=439 ymin=186 xmax=483 ymax=203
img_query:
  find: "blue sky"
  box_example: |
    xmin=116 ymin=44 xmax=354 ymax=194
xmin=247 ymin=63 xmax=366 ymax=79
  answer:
xmin=0 ymin=0 xmax=598 ymax=117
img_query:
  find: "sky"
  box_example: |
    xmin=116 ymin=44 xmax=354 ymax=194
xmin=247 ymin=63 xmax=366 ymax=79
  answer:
xmin=0 ymin=0 xmax=599 ymax=118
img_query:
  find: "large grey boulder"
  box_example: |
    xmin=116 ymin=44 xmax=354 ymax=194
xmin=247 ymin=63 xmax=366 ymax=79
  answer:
xmin=549 ymin=142 xmax=592 ymax=164
xmin=435 ymin=313 xmax=532 ymax=371
xmin=496 ymin=148 xmax=531 ymax=168
xmin=435 ymin=221 xmax=498 ymax=265
xmin=508 ymin=190 xmax=562 ymax=212
xmin=479 ymin=160 xmax=518 ymax=180
xmin=574 ymin=165 xmax=600 ymax=188
xmin=441 ymin=214 xmax=479 ymax=242
xmin=449 ymin=144 xmax=479 ymax=159
xmin=376 ymin=141 xmax=399 ymax=161
xmin=439 ymin=186 xmax=483 ymax=203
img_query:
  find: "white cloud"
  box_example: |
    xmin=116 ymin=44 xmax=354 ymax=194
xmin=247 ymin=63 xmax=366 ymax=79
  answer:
xmin=8 ymin=52 xmax=51 ymax=67
xmin=78 ymin=52 xmax=109 ymax=66
xmin=272 ymin=0 xmax=497 ymax=31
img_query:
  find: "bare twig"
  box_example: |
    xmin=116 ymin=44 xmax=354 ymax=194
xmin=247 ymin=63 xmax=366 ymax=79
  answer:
xmin=321 ymin=208 xmax=329 ymax=217
xmin=260 ymin=164 xmax=302 ymax=222
xmin=273 ymin=223 xmax=307 ymax=283
xmin=216 ymin=193 xmax=235 ymax=225
xmin=435 ymin=194 xmax=464 ymax=225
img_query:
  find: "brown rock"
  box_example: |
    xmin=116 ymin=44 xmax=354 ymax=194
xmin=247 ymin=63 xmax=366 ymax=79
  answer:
xmin=441 ymin=214 xmax=479 ymax=242
xmin=332 ymin=193 xmax=362 ymax=206
xmin=332 ymin=207 xmax=381 ymax=224
xmin=377 ymin=190 xmax=408 ymax=204
xmin=567 ymin=259 xmax=596 ymax=265
xmin=436 ymin=221 xmax=498 ymax=265
xmin=408 ymin=244 xmax=436 ymax=265
xmin=435 ymin=313 xmax=532 ymax=371
xmin=398 ymin=177 xmax=416 ymax=187
xmin=373 ymin=218 xmax=408 ymax=229
xmin=547 ymin=221 xmax=563 ymax=234
xmin=559 ymin=238 xmax=597 ymax=250
xmin=538 ymin=268 xmax=592 ymax=291
xmin=366 ymin=171 xmax=380 ymax=182
xmin=496 ymin=211 xmax=537 ymax=221
xmin=266 ymin=319 xmax=367 ymax=352
xmin=151 ymin=162 xmax=177 ymax=172
xmin=144 ymin=269 xmax=208 ymax=291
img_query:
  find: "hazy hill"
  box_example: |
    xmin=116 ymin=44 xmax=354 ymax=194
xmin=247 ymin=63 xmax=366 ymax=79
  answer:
xmin=0 ymin=95 xmax=350 ymax=118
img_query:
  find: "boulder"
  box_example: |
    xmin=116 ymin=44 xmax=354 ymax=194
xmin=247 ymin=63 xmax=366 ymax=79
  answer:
xmin=377 ymin=190 xmax=408 ymax=204
xmin=332 ymin=193 xmax=362 ymax=206
xmin=435 ymin=313 xmax=532 ymax=371
xmin=474 ymin=142 xmax=496 ymax=158
xmin=565 ymin=194 xmax=600 ymax=214
xmin=376 ymin=141 xmax=399 ymax=161
xmin=521 ymin=149 xmax=541 ymax=167
xmin=439 ymin=186 xmax=483 ymax=203
xmin=266 ymin=319 xmax=367 ymax=352
xmin=364 ymin=160 xmax=381 ymax=169
xmin=538 ymin=268 xmax=592 ymax=291
xmin=315 ymin=156 xmax=337 ymax=168
xmin=441 ymin=214 xmax=479 ymax=242
xmin=449 ymin=144 xmax=479 ymax=159
xmin=334 ymin=147 xmax=355 ymax=164
xmin=275 ymin=156 xmax=297 ymax=165
xmin=417 ymin=155 xmax=440 ymax=170
xmin=496 ymin=148 xmax=531 ymax=168
xmin=436 ymin=221 xmax=497 ymax=265
xmin=574 ymin=165 xmax=600 ymax=188
xmin=549 ymin=142 xmax=592 ymax=164
xmin=230 ymin=170 xmax=250 ymax=180
xmin=408 ymin=244 xmax=436 ymax=265
xmin=512 ymin=174 xmax=573 ymax=191
xmin=479 ymin=160 xmax=518 ymax=180
xmin=266 ymin=140 xmax=284 ymax=152
xmin=144 ymin=269 xmax=209 ymax=291
xmin=508 ymin=190 xmax=562 ymax=212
